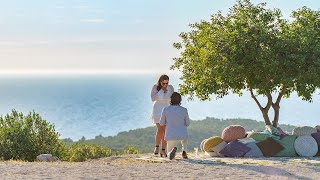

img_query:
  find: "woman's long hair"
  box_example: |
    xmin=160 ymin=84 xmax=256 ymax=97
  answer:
xmin=156 ymin=74 xmax=169 ymax=91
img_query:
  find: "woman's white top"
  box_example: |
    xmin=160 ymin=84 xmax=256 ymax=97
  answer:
xmin=159 ymin=105 xmax=190 ymax=141
xmin=151 ymin=84 xmax=174 ymax=124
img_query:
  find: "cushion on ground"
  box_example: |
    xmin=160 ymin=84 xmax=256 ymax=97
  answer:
xmin=221 ymin=125 xmax=246 ymax=142
xmin=294 ymin=135 xmax=318 ymax=157
xmin=244 ymin=142 xmax=264 ymax=158
xmin=292 ymin=126 xmax=317 ymax=136
xmin=203 ymin=136 xmax=224 ymax=152
xmin=275 ymin=135 xmax=298 ymax=157
xmin=311 ymin=132 xmax=320 ymax=147
xmin=200 ymin=139 xmax=207 ymax=152
xmin=211 ymin=141 xmax=227 ymax=153
xmin=237 ymin=138 xmax=256 ymax=144
xmin=247 ymin=132 xmax=270 ymax=141
xmin=264 ymin=130 xmax=281 ymax=140
xmin=265 ymin=125 xmax=281 ymax=136
xmin=220 ymin=141 xmax=251 ymax=157
xmin=316 ymin=125 xmax=320 ymax=132
xmin=256 ymin=137 xmax=284 ymax=157
xmin=205 ymin=151 xmax=223 ymax=157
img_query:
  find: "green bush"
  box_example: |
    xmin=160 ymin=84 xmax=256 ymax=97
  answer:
xmin=0 ymin=110 xmax=67 ymax=161
xmin=67 ymin=143 xmax=112 ymax=162
xmin=123 ymin=145 xmax=140 ymax=154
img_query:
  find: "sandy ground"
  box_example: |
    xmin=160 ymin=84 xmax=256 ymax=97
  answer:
xmin=0 ymin=153 xmax=320 ymax=180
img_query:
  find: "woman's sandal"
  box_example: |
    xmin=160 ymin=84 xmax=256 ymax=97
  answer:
xmin=154 ymin=145 xmax=160 ymax=155
xmin=160 ymin=149 xmax=167 ymax=158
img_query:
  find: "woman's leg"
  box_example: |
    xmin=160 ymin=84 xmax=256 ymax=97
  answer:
xmin=155 ymin=123 xmax=162 ymax=146
xmin=159 ymin=125 xmax=167 ymax=152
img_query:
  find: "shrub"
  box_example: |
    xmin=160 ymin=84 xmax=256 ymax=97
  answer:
xmin=0 ymin=110 xmax=67 ymax=161
xmin=123 ymin=145 xmax=140 ymax=154
xmin=67 ymin=143 xmax=112 ymax=162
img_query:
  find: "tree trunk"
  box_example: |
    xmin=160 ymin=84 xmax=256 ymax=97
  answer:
xmin=272 ymin=103 xmax=280 ymax=127
xmin=262 ymin=109 xmax=271 ymax=125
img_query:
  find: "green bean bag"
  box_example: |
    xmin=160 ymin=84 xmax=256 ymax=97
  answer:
xmin=247 ymin=132 xmax=270 ymax=141
xmin=275 ymin=135 xmax=298 ymax=157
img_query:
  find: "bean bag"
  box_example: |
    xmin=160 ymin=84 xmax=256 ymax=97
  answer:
xmin=200 ymin=139 xmax=207 ymax=152
xmin=275 ymin=135 xmax=298 ymax=157
xmin=237 ymin=138 xmax=256 ymax=144
xmin=211 ymin=141 xmax=227 ymax=153
xmin=256 ymin=137 xmax=284 ymax=157
xmin=265 ymin=125 xmax=281 ymax=136
xmin=277 ymin=127 xmax=288 ymax=139
xmin=203 ymin=136 xmax=224 ymax=152
xmin=247 ymin=132 xmax=270 ymax=141
xmin=264 ymin=130 xmax=281 ymax=140
xmin=244 ymin=142 xmax=264 ymax=158
xmin=221 ymin=125 xmax=246 ymax=143
xmin=316 ymin=125 xmax=320 ymax=132
xmin=311 ymin=132 xmax=320 ymax=155
xmin=294 ymin=135 xmax=318 ymax=157
xmin=205 ymin=151 xmax=222 ymax=157
xmin=220 ymin=141 xmax=251 ymax=157
xmin=292 ymin=126 xmax=317 ymax=136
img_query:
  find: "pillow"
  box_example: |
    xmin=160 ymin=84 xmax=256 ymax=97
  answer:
xmin=311 ymin=132 xmax=320 ymax=157
xmin=200 ymin=139 xmax=207 ymax=152
xmin=264 ymin=130 xmax=281 ymax=140
xmin=221 ymin=125 xmax=246 ymax=142
xmin=211 ymin=141 xmax=227 ymax=153
xmin=275 ymin=135 xmax=298 ymax=157
xmin=205 ymin=151 xmax=223 ymax=157
xmin=294 ymin=135 xmax=318 ymax=157
xmin=292 ymin=126 xmax=317 ymax=136
xmin=311 ymin=132 xmax=320 ymax=146
xmin=247 ymin=132 xmax=270 ymax=141
xmin=256 ymin=137 xmax=284 ymax=157
xmin=220 ymin=141 xmax=251 ymax=157
xmin=265 ymin=125 xmax=281 ymax=136
xmin=244 ymin=142 xmax=264 ymax=158
xmin=203 ymin=136 xmax=224 ymax=152
xmin=237 ymin=138 xmax=256 ymax=144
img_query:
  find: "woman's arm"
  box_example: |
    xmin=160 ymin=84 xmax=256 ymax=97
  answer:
xmin=151 ymin=85 xmax=159 ymax=102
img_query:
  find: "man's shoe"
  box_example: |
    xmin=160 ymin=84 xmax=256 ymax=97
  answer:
xmin=182 ymin=151 xmax=188 ymax=159
xmin=169 ymin=147 xmax=177 ymax=160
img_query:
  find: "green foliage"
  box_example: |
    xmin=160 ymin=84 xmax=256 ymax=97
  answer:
xmin=171 ymin=0 xmax=320 ymax=125
xmin=123 ymin=145 xmax=140 ymax=154
xmin=66 ymin=143 xmax=112 ymax=162
xmin=63 ymin=118 xmax=296 ymax=153
xmin=0 ymin=110 xmax=67 ymax=161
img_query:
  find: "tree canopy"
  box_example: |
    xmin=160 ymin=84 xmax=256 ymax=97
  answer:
xmin=171 ymin=0 xmax=320 ymax=126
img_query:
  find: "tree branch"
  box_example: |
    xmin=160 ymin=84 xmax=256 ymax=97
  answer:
xmin=265 ymin=93 xmax=273 ymax=111
xmin=250 ymin=88 xmax=263 ymax=111
xmin=275 ymin=84 xmax=287 ymax=105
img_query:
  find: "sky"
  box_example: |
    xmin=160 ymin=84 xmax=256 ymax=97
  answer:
xmin=0 ymin=0 xmax=319 ymax=74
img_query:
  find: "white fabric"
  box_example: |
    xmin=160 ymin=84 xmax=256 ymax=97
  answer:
xmin=151 ymin=85 xmax=174 ymax=124
xmin=167 ymin=139 xmax=188 ymax=153
xmin=159 ymin=105 xmax=190 ymax=141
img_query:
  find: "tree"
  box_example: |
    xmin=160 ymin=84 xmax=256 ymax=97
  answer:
xmin=171 ymin=0 xmax=320 ymax=127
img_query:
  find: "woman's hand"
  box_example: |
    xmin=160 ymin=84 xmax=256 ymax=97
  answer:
xmin=162 ymin=86 xmax=168 ymax=93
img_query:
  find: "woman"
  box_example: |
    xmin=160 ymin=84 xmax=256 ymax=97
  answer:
xmin=159 ymin=92 xmax=190 ymax=160
xmin=151 ymin=74 xmax=174 ymax=157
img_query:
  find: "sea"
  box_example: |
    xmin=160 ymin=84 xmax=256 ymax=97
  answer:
xmin=0 ymin=73 xmax=319 ymax=140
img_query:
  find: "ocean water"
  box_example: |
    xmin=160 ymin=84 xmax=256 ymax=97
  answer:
xmin=0 ymin=74 xmax=319 ymax=140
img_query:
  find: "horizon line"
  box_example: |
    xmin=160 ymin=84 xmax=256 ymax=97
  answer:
xmin=0 ymin=69 xmax=181 ymax=75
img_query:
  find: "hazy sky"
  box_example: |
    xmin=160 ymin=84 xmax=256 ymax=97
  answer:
xmin=0 ymin=0 xmax=319 ymax=74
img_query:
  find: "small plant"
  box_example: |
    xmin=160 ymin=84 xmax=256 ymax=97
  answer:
xmin=123 ymin=145 xmax=140 ymax=154
xmin=67 ymin=143 xmax=112 ymax=162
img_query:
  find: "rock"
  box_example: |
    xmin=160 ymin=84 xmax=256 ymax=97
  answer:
xmin=36 ymin=154 xmax=60 ymax=162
